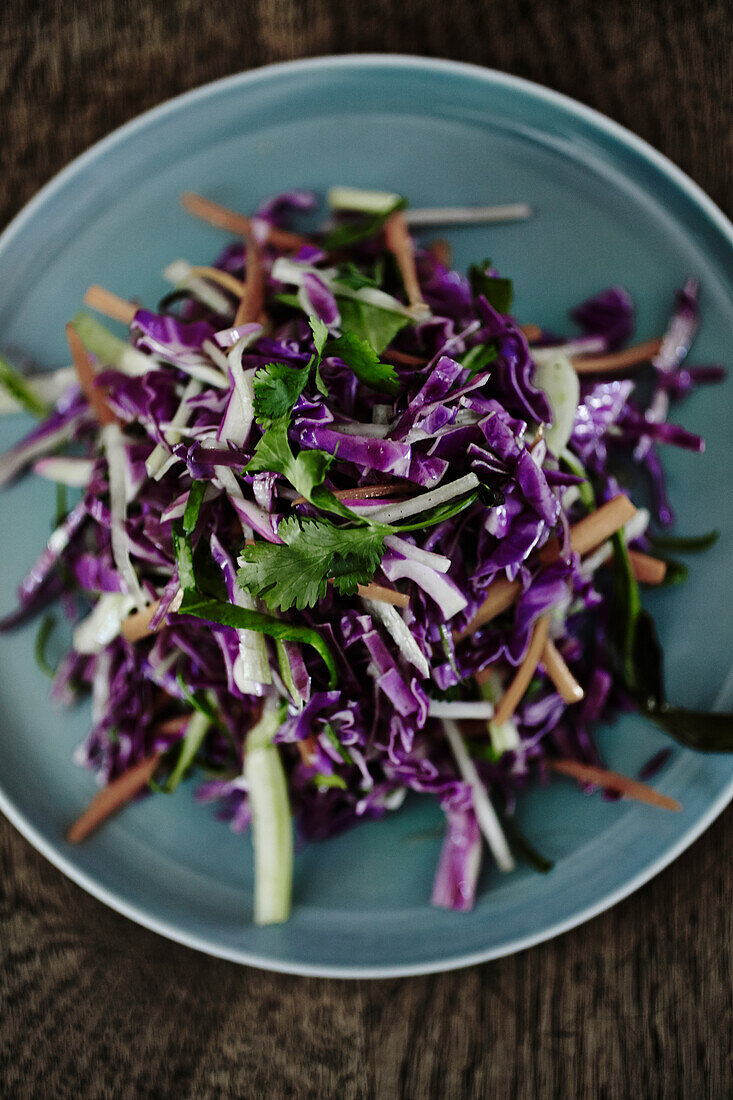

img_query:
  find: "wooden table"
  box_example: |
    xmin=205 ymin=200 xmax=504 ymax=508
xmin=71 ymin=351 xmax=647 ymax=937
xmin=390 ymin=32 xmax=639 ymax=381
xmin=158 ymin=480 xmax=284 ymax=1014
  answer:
xmin=1 ymin=2 xmax=730 ymax=1095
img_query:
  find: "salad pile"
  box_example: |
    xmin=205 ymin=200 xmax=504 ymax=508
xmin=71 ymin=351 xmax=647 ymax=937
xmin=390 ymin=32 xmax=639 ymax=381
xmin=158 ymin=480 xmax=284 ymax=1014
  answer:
xmin=0 ymin=186 xmax=730 ymax=923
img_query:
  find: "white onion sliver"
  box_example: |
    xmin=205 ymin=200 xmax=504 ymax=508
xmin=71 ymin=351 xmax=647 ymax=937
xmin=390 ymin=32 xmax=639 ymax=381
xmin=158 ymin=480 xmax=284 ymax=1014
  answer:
xmin=103 ymin=422 xmax=146 ymax=608
xmin=383 ymin=534 xmax=451 ymax=573
xmin=443 ymin=719 xmax=515 ymax=872
xmin=369 ymin=473 xmax=478 ymax=525
xmin=429 ymin=701 xmax=495 ymax=719
xmin=363 ymin=598 xmax=430 ymax=677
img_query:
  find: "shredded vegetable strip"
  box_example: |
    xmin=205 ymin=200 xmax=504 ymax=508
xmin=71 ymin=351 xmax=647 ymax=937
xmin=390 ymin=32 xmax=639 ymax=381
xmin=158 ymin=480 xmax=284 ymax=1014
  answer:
xmin=442 ymin=720 xmax=515 ymax=871
xmin=519 ymin=323 xmax=543 ymax=341
xmin=84 ymin=285 xmax=137 ymax=326
xmin=297 ymin=737 xmax=317 ymax=765
xmin=454 ymin=578 xmax=522 ymax=642
xmin=381 ymin=348 xmax=427 ymax=367
xmin=65 ymin=323 xmax=118 ymax=426
xmin=67 ymin=752 xmax=163 ymax=842
xmin=188 ymin=266 xmax=245 ymax=297
xmin=234 ymin=232 xmax=265 ymax=326
xmin=572 ymin=337 xmax=663 ymax=374
xmin=493 ymin=615 xmax=551 ymax=726
xmin=180 ymin=191 xmax=309 ymax=251
xmin=406 ymin=203 xmax=532 ymax=227
xmin=384 ymin=211 xmax=428 ymax=314
xmin=356 ymin=582 xmax=409 ymax=608
xmin=628 ymin=549 xmax=668 ymax=585
xmin=541 ymin=495 xmax=637 ymax=563
xmin=292 ymin=482 xmax=406 ymax=505
xmin=549 ymin=760 xmax=681 ymax=811
xmin=542 ymin=639 xmax=584 ymax=704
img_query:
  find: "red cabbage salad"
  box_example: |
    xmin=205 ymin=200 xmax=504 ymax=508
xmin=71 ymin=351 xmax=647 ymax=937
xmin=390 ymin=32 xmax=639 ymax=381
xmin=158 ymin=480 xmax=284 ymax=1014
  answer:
xmin=0 ymin=185 xmax=730 ymax=923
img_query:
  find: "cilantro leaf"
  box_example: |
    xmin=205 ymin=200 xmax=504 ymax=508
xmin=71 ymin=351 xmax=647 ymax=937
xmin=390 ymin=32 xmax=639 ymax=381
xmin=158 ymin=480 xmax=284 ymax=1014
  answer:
xmin=334 ymin=262 xmax=379 ymax=291
xmin=0 ymin=353 xmax=50 ymax=418
xmin=469 ymin=261 xmax=514 ymax=314
xmin=247 ymin=420 xmax=333 ymax=500
xmin=183 ymin=480 xmax=207 ymax=535
xmin=309 ymin=315 xmax=329 ymax=357
xmin=238 ymin=515 xmax=386 ymax=611
xmin=335 ymin=296 xmax=410 ymax=354
xmin=325 ymin=331 xmax=398 ymax=394
xmin=460 ymin=343 xmax=499 ymax=376
xmin=253 ymin=361 xmax=310 ymax=423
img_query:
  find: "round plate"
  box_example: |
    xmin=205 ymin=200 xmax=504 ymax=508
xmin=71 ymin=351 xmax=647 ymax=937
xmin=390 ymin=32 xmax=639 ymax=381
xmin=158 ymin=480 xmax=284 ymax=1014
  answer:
xmin=0 ymin=56 xmax=731 ymax=978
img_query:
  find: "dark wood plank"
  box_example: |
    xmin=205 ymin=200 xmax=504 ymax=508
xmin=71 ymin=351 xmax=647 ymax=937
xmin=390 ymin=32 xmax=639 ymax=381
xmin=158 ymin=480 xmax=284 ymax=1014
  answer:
xmin=0 ymin=2 xmax=731 ymax=1097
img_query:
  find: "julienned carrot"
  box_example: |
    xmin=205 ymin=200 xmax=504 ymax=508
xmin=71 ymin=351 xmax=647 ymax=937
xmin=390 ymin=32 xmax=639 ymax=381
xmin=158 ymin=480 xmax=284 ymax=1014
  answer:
xmin=67 ymin=752 xmax=163 ymax=843
xmin=628 ymin=549 xmax=668 ymax=585
xmin=427 ymin=238 xmax=452 ymax=267
xmin=453 ymin=578 xmax=522 ymax=642
xmin=384 ymin=211 xmax=427 ymax=313
xmin=65 ymin=323 xmax=118 ymax=427
xmin=121 ymin=590 xmax=183 ymax=643
xmin=542 ymin=639 xmax=584 ymax=704
xmin=84 ymin=285 xmax=137 ymax=325
xmin=540 ymin=494 xmax=637 ymax=564
xmin=493 ymin=615 xmax=551 ymax=726
xmin=572 ymin=337 xmax=663 ymax=374
xmin=356 ymin=582 xmax=409 ymax=608
xmin=381 ymin=349 xmax=427 ymax=367
xmin=180 ymin=191 xmax=309 ymax=252
xmin=188 ymin=265 xmax=245 ymax=297
xmin=549 ymin=759 xmax=681 ymax=811
xmin=519 ymin=323 xmax=543 ymax=342
xmin=292 ymin=483 xmax=407 ymax=506
xmin=234 ymin=232 xmax=265 ymax=326
xmin=296 ymin=737 xmax=317 ymax=766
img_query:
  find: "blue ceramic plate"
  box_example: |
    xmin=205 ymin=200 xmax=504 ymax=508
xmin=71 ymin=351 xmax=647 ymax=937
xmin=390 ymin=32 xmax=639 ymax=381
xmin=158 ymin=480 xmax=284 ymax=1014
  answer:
xmin=0 ymin=56 xmax=731 ymax=977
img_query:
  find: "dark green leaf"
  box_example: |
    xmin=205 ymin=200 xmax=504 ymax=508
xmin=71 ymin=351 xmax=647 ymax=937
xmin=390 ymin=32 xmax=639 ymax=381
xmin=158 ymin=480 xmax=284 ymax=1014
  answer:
xmin=611 ymin=530 xmax=641 ymax=689
xmin=500 ymin=814 xmax=554 ymax=873
xmin=323 ymin=197 xmax=407 ymax=250
xmin=0 ymin=353 xmax=51 ymax=418
xmin=323 ymin=722 xmax=353 ymax=764
xmin=334 ymin=262 xmax=379 ymax=291
xmin=325 ymin=331 xmax=399 ymax=394
xmin=34 ymin=614 xmax=57 ymax=678
xmin=459 ymin=343 xmax=499 ymax=376
xmin=335 ymin=296 xmax=410 ymax=355
xmin=648 ymin=530 xmax=719 ymax=553
xmin=238 ymin=515 xmax=386 ymax=611
xmin=272 ymin=292 xmax=301 ymax=310
xmin=183 ymin=480 xmax=207 ymax=536
xmin=631 ymin=609 xmax=665 ymax=712
xmin=246 ymin=419 xmax=333 ymax=503
xmin=253 ymin=361 xmax=310 ymax=423
xmin=644 ymin=707 xmax=733 ymax=752
xmin=469 ymin=263 xmax=514 ymax=314
xmin=54 ymin=482 xmax=69 ymax=527
xmin=659 ymin=558 xmax=689 ymax=587
xmin=177 ymin=591 xmax=337 ymax=686
xmin=172 ymin=519 xmax=196 ymax=592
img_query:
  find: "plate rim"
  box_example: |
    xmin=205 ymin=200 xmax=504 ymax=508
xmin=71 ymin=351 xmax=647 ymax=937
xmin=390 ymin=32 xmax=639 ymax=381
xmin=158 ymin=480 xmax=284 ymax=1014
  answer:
xmin=1 ymin=53 xmax=731 ymax=978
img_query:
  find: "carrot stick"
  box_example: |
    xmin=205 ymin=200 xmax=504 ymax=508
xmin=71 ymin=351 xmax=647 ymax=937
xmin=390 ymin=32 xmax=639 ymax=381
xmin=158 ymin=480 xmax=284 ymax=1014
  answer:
xmin=540 ymin=495 xmax=637 ymax=564
xmin=381 ymin=349 xmax=427 ymax=367
xmin=493 ymin=615 xmax=551 ymax=725
xmin=188 ymin=265 xmax=245 ymax=297
xmin=296 ymin=736 xmax=317 ymax=766
xmin=384 ymin=211 xmax=427 ymax=313
xmin=120 ymin=600 xmax=162 ymax=642
xmin=65 ymin=323 xmax=118 ymax=427
xmin=549 ymin=759 xmax=681 ymax=811
xmin=84 ymin=285 xmax=137 ymax=325
xmin=427 ymin=238 xmax=452 ymax=267
xmin=542 ymin=639 xmax=584 ymax=704
xmin=67 ymin=752 xmax=163 ymax=843
xmin=453 ymin=578 xmax=522 ymax=643
xmin=628 ymin=549 xmax=668 ymax=585
xmin=234 ymin=232 xmax=264 ymax=326
xmin=356 ymin=582 xmax=409 ymax=608
xmin=292 ymin=483 xmax=407 ymax=506
xmin=180 ymin=192 xmax=309 ymax=252
xmin=572 ymin=337 xmax=663 ymax=374
xmin=519 ymin=323 xmax=543 ymax=342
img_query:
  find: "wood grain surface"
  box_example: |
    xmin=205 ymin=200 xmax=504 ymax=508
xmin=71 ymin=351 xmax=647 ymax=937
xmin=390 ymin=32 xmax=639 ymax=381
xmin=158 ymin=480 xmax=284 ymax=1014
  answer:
xmin=1 ymin=2 xmax=731 ymax=1097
